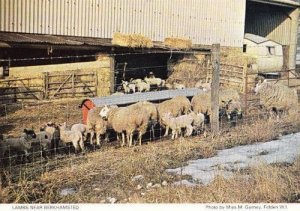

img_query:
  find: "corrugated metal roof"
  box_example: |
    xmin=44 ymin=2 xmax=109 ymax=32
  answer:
xmin=0 ymin=32 xmax=210 ymax=51
xmin=244 ymin=33 xmax=270 ymax=44
xmin=248 ymin=0 xmax=300 ymax=7
xmin=89 ymin=88 xmax=203 ymax=107
xmin=0 ymin=0 xmax=246 ymax=47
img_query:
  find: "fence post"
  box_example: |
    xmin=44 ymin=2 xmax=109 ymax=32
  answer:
xmin=211 ymin=44 xmax=220 ymax=135
xmin=72 ymin=71 xmax=75 ymax=97
xmin=43 ymin=72 xmax=49 ymax=99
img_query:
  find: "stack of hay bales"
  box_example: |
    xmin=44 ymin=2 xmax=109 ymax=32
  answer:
xmin=164 ymin=37 xmax=192 ymax=50
xmin=166 ymin=55 xmax=209 ymax=88
xmin=112 ymin=32 xmax=153 ymax=48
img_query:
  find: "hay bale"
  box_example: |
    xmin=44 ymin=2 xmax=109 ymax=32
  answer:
xmin=112 ymin=32 xmax=153 ymax=48
xmin=166 ymin=56 xmax=208 ymax=88
xmin=164 ymin=37 xmax=192 ymax=50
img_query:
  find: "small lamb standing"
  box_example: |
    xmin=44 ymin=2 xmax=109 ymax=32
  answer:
xmin=254 ymin=79 xmax=298 ymax=118
xmin=58 ymin=122 xmax=85 ymax=153
xmin=157 ymin=96 xmax=191 ymax=136
xmin=162 ymin=111 xmax=205 ymax=139
xmin=135 ymin=81 xmax=150 ymax=92
xmin=71 ymin=123 xmax=88 ymax=139
xmin=122 ymin=80 xmax=136 ymax=93
xmin=99 ymin=104 xmax=149 ymax=147
xmin=144 ymin=76 xmax=166 ymax=89
xmin=0 ymin=129 xmax=36 ymax=163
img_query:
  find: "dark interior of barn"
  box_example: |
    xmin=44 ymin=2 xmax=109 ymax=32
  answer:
xmin=113 ymin=52 xmax=186 ymax=91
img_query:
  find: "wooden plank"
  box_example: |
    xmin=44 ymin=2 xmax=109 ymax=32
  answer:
xmin=51 ymin=73 xmax=72 ymax=98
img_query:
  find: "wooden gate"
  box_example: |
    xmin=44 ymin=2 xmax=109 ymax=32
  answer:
xmin=44 ymin=71 xmax=97 ymax=99
xmin=0 ymin=77 xmax=43 ymax=103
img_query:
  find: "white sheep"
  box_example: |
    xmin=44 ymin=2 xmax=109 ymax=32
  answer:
xmin=99 ymin=104 xmax=149 ymax=147
xmin=71 ymin=123 xmax=88 ymax=139
xmin=144 ymin=76 xmax=165 ymax=88
xmin=122 ymin=80 xmax=136 ymax=93
xmin=39 ymin=122 xmax=60 ymax=153
xmin=135 ymin=81 xmax=150 ymax=92
xmin=133 ymin=101 xmax=158 ymax=140
xmin=86 ymin=107 xmax=107 ymax=146
xmin=130 ymin=78 xmax=143 ymax=84
xmin=157 ymin=96 xmax=191 ymax=136
xmin=58 ymin=122 xmax=85 ymax=153
xmin=161 ymin=112 xmax=193 ymax=139
xmin=254 ymin=79 xmax=298 ymax=118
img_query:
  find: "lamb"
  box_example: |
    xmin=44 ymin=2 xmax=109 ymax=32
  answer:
xmin=39 ymin=122 xmax=60 ymax=153
xmin=122 ymin=80 xmax=136 ymax=93
xmin=161 ymin=111 xmax=204 ymax=140
xmin=0 ymin=130 xmax=36 ymax=163
xmin=157 ymin=96 xmax=191 ymax=136
xmin=135 ymin=81 xmax=150 ymax=92
xmin=71 ymin=123 xmax=88 ymax=139
xmin=254 ymin=79 xmax=298 ymax=117
xmin=99 ymin=104 xmax=149 ymax=147
xmin=58 ymin=122 xmax=85 ymax=153
xmin=86 ymin=107 xmax=107 ymax=146
xmin=144 ymin=76 xmax=165 ymax=88
xmin=130 ymin=78 xmax=143 ymax=84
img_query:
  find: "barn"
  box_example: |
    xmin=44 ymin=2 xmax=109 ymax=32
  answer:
xmin=0 ymin=0 xmax=299 ymax=100
xmin=243 ymin=33 xmax=284 ymax=74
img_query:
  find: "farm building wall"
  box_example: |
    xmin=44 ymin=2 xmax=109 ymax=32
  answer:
xmin=8 ymin=56 xmax=113 ymax=97
xmin=245 ymin=1 xmax=299 ymax=69
xmin=0 ymin=0 xmax=246 ymax=47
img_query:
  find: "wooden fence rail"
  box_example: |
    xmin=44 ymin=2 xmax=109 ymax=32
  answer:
xmin=0 ymin=71 xmax=97 ymax=103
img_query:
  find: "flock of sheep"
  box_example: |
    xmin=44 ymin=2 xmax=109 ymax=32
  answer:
xmin=0 ymin=79 xmax=298 ymax=165
xmin=117 ymin=74 xmax=208 ymax=95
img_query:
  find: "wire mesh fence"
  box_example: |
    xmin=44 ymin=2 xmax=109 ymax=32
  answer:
xmin=0 ymin=50 xmax=300 ymax=190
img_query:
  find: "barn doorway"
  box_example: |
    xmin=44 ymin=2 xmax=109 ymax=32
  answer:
xmin=114 ymin=52 xmax=185 ymax=92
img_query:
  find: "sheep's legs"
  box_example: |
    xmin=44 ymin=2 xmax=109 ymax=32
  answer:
xmin=90 ymin=131 xmax=94 ymax=145
xmin=127 ymin=133 xmax=133 ymax=147
xmin=164 ymin=126 xmax=169 ymax=136
xmin=185 ymin=125 xmax=193 ymax=137
xmin=121 ymin=133 xmax=125 ymax=147
xmin=138 ymin=131 xmax=143 ymax=146
xmin=96 ymin=133 xmax=101 ymax=146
